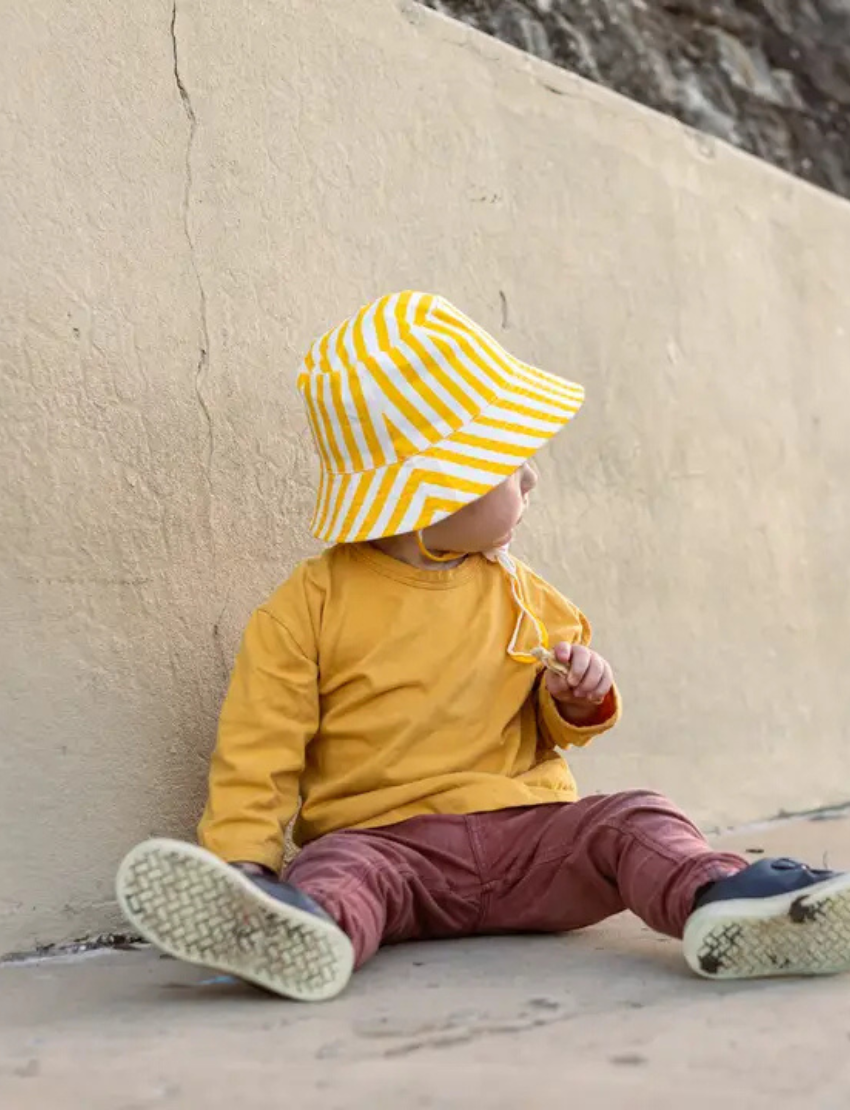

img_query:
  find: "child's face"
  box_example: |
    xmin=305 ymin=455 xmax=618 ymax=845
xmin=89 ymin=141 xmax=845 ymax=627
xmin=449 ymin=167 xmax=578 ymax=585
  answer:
xmin=425 ymin=460 xmax=539 ymax=554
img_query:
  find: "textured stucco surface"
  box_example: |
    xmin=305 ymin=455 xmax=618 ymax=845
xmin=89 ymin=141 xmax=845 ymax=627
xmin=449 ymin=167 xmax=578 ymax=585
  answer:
xmin=2 ymin=0 xmax=850 ymax=952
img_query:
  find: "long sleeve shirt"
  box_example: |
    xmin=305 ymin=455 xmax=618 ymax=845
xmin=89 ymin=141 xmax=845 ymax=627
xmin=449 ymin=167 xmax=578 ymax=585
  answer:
xmin=198 ymin=543 xmax=620 ymax=872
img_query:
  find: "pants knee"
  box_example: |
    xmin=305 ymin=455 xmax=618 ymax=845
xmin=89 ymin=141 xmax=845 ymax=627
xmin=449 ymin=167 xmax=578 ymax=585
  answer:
xmin=609 ymin=789 xmax=685 ymax=821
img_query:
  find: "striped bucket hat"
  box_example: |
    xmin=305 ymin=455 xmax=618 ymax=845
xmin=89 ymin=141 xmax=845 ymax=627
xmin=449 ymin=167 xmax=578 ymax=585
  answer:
xmin=297 ymin=291 xmax=584 ymax=545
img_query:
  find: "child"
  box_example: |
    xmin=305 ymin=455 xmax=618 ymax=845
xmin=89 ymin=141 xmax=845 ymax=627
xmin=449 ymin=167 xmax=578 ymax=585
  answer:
xmin=117 ymin=292 xmax=850 ymax=1001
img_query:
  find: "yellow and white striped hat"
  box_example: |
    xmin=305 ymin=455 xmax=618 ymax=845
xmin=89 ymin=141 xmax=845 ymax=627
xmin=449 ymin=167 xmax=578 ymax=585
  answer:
xmin=297 ymin=291 xmax=584 ymax=544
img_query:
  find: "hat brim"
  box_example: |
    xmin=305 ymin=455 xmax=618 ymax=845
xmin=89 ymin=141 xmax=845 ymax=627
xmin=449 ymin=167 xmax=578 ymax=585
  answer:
xmin=311 ymin=357 xmax=584 ymax=544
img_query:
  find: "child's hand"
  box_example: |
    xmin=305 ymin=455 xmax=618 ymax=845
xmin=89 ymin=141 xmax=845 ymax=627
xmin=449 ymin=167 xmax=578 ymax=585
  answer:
xmin=545 ymin=642 xmax=614 ymax=724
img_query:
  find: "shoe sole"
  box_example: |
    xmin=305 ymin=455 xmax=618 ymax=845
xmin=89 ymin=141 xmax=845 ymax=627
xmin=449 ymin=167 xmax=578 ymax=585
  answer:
xmin=684 ymin=871 xmax=850 ymax=980
xmin=116 ymin=838 xmax=354 ymax=1001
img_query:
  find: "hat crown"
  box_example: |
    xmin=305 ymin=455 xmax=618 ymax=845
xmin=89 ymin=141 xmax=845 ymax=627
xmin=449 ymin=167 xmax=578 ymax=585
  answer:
xmin=298 ymin=291 xmax=506 ymax=472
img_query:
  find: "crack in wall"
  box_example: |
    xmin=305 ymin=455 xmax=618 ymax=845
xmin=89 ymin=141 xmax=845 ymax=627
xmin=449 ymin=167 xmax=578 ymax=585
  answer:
xmin=170 ymin=1 xmax=225 ymax=664
xmin=211 ymin=590 xmax=233 ymax=685
xmin=170 ymin=2 xmax=214 ymax=512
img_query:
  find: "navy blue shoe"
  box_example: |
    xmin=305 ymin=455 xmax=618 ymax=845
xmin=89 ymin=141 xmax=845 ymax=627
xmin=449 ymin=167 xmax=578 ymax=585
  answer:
xmin=117 ymin=839 xmax=353 ymax=1000
xmin=248 ymin=874 xmax=337 ymax=923
xmin=684 ymin=857 xmax=850 ymax=980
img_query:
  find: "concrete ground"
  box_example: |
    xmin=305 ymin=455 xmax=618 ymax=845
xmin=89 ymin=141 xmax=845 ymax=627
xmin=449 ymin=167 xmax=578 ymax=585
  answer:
xmin=2 ymin=814 xmax=849 ymax=1110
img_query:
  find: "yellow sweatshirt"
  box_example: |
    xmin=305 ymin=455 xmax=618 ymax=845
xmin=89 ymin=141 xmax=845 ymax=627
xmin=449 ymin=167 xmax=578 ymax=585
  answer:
xmin=198 ymin=544 xmax=620 ymax=872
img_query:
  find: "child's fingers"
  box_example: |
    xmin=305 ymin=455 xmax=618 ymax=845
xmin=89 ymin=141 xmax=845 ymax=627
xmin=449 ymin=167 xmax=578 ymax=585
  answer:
xmin=583 ymin=662 xmax=614 ymax=704
xmin=546 ymin=644 xmax=573 ymax=694
xmin=547 ymin=644 xmax=613 ymax=706
xmin=565 ymin=644 xmax=592 ymax=688
xmin=572 ymin=652 xmax=604 ymax=698
xmin=544 ymin=669 xmax=572 ymax=700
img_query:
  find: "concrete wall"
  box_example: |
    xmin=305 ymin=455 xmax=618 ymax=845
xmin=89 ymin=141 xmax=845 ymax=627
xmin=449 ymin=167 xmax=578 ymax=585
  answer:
xmin=2 ymin=0 xmax=849 ymax=953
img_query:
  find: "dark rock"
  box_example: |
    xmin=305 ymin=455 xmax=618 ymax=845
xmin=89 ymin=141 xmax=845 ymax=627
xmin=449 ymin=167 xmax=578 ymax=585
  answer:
xmin=420 ymin=0 xmax=850 ymax=199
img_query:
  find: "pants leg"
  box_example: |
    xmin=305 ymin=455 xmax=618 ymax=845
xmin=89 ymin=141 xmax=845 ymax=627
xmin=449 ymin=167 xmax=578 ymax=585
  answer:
xmin=283 ymin=815 xmax=482 ymax=968
xmin=475 ymin=791 xmax=748 ymax=938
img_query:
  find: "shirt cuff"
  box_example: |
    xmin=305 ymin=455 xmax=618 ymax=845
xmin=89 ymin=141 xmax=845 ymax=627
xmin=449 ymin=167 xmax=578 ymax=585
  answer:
xmin=538 ymin=681 xmax=622 ymax=749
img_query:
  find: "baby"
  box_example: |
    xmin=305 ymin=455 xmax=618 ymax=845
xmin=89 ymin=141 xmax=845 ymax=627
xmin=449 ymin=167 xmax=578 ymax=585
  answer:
xmin=117 ymin=292 xmax=850 ymax=1000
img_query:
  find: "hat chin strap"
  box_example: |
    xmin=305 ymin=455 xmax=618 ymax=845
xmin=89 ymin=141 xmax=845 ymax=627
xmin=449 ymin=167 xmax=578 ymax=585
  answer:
xmin=415 ymin=530 xmax=465 ymax=564
xmin=419 ymin=530 xmax=552 ymax=661
xmin=416 ymin=532 xmax=551 ymax=667
xmin=483 ymin=546 xmax=550 ymax=665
